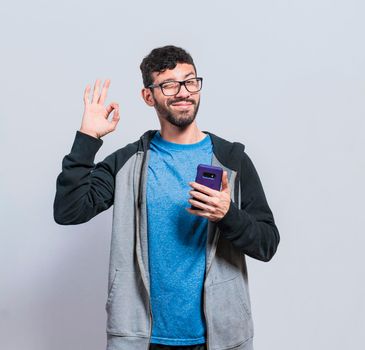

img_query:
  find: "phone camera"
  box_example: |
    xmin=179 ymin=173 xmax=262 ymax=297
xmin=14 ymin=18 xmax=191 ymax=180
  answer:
xmin=203 ymin=172 xmax=216 ymax=179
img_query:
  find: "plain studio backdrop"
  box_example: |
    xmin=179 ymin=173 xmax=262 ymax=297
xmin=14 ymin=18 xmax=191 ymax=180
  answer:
xmin=0 ymin=1 xmax=364 ymax=349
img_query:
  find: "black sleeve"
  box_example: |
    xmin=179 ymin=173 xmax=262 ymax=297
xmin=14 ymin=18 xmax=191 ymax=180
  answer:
xmin=53 ymin=131 xmax=117 ymax=225
xmin=216 ymin=152 xmax=280 ymax=262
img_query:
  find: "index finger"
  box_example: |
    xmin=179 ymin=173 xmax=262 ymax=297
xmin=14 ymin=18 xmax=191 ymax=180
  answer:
xmin=83 ymin=84 xmax=91 ymax=105
xmin=188 ymin=182 xmax=218 ymax=196
xmin=98 ymin=79 xmax=111 ymax=105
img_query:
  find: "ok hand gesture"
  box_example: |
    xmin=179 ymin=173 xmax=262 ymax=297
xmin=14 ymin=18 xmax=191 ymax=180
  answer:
xmin=80 ymin=79 xmax=120 ymax=139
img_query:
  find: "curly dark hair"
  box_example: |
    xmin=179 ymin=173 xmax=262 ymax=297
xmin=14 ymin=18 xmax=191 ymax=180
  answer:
xmin=140 ymin=45 xmax=197 ymax=88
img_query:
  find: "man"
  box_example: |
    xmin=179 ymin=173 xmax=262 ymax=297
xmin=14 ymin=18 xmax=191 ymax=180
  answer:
xmin=54 ymin=45 xmax=280 ymax=350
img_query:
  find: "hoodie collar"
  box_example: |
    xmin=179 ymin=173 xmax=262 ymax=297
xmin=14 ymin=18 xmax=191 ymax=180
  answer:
xmin=139 ymin=129 xmax=244 ymax=170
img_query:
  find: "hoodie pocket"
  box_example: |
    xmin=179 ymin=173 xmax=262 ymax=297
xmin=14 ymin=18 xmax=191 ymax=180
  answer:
xmin=234 ymin=276 xmax=252 ymax=319
xmin=206 ymin=275 xmax=253 ymax=349
xmin=105 ymin=269 xmax=149 ymax=336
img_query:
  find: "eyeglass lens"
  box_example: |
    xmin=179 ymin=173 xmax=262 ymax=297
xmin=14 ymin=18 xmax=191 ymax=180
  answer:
xmin=161 ymin=78 xmax=201 ymax=95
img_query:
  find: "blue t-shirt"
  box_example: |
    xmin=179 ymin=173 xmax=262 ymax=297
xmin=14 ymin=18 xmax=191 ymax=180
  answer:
xmin=147 ymin=131 xmax=212 ymax=346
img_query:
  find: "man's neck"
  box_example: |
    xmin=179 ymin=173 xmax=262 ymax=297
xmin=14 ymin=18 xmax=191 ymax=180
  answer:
xmin=159 ymin=122 xmax=206 ymax=144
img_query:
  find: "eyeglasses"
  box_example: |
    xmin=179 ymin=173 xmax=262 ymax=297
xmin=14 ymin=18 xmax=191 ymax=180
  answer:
xmin=148 ymin=77 xmax=203 ymax=96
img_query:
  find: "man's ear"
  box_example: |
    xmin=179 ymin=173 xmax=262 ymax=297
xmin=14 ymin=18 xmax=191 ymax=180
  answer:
xmin=141 ymin=88 xmax=155 ymax=107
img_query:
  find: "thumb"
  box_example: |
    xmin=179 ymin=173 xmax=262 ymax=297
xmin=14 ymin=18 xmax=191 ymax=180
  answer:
xmin=221 ymin=171 xmax=229 ymax=192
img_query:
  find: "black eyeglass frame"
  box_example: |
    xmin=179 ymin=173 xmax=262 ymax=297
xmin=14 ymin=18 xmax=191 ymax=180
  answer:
xmin=148 ymin=77 xmax=203 ymax=96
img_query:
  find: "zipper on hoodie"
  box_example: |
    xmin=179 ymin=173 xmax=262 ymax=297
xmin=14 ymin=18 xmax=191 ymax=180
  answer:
xmin=203 ymin=288 xmax=210 ymax=350
xmin=136 ymin=135 xmax=153 ymax=350
xmin=203 ymin=225 xmax=221 ymax=350
xmin=147 ymin=304 xmax=153 ymax=350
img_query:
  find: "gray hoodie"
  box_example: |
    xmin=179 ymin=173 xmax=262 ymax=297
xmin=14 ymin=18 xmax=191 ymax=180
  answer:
xmin=54 ymin=130 xmax=280 ymax=350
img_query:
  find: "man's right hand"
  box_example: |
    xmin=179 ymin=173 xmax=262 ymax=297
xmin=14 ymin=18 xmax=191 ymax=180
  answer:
xmin=80 ymin=79 xmax=120 ymax=139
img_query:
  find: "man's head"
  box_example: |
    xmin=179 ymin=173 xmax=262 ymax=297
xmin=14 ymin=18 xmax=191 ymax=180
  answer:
xmin=140 ymin=45 xmax=202 ymax=129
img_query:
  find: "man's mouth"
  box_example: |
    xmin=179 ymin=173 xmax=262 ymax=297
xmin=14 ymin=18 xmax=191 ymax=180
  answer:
xmin=169 ymin=99 xmax=195 ymax=107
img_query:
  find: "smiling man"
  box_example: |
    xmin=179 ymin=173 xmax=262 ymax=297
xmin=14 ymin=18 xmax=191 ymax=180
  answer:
xmin=143 ymin=63 xmax=201 ymax=128
xmin=54 ymin=45 xmax=280 ymax=350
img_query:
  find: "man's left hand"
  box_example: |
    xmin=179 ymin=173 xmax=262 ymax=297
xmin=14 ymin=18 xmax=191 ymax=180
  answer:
xmin=186 ymin=171 xmax=231 ymax=222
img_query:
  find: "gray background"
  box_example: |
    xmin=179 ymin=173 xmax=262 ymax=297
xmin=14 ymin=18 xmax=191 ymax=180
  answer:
xmin=1 ymin=0 xmax=364 ymax=349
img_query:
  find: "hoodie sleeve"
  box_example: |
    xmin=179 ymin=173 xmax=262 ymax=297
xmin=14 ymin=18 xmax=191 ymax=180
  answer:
xmin=216 ymin=152 xmax=280 ymax=262
xmin=53 ymin=131 xmax=117 ymax=225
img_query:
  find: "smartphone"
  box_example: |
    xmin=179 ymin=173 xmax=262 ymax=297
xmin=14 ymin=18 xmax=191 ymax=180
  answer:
xmin=191 ymin=164 xmax=223 ymax=209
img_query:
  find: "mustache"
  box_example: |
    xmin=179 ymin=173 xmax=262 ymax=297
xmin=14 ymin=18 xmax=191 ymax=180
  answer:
xmin=168 ymin=98 xmax=196 ymax=106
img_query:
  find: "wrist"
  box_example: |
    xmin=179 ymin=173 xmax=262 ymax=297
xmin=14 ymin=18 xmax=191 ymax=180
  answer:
xmin=79 ymin=128 xmax=99 ymax=139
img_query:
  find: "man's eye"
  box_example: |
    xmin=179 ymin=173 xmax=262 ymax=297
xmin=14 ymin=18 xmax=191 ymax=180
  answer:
xmin=162 ymin=82 xmax=178 ymax=89
xmin=186 ymin=79 xmax=198 ymax=87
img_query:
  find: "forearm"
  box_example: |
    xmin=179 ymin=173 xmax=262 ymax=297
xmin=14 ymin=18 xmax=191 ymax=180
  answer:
xmin=53 ymin=131 xmax=114 ymax=225
xmin=216 ymin=200 xmax=280 ymax=261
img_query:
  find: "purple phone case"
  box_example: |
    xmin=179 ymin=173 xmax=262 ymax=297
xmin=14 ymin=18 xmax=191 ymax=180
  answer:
xmin=191 ymin=164 xmax=223 ymax=209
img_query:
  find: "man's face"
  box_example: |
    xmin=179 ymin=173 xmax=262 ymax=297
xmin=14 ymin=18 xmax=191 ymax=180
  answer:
xmin=148 ymin=63 xmax=201 ymax=128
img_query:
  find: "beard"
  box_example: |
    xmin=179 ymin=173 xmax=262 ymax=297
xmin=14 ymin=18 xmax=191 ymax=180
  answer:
xmin=154 ymin=97 xmax=200 ymax=128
